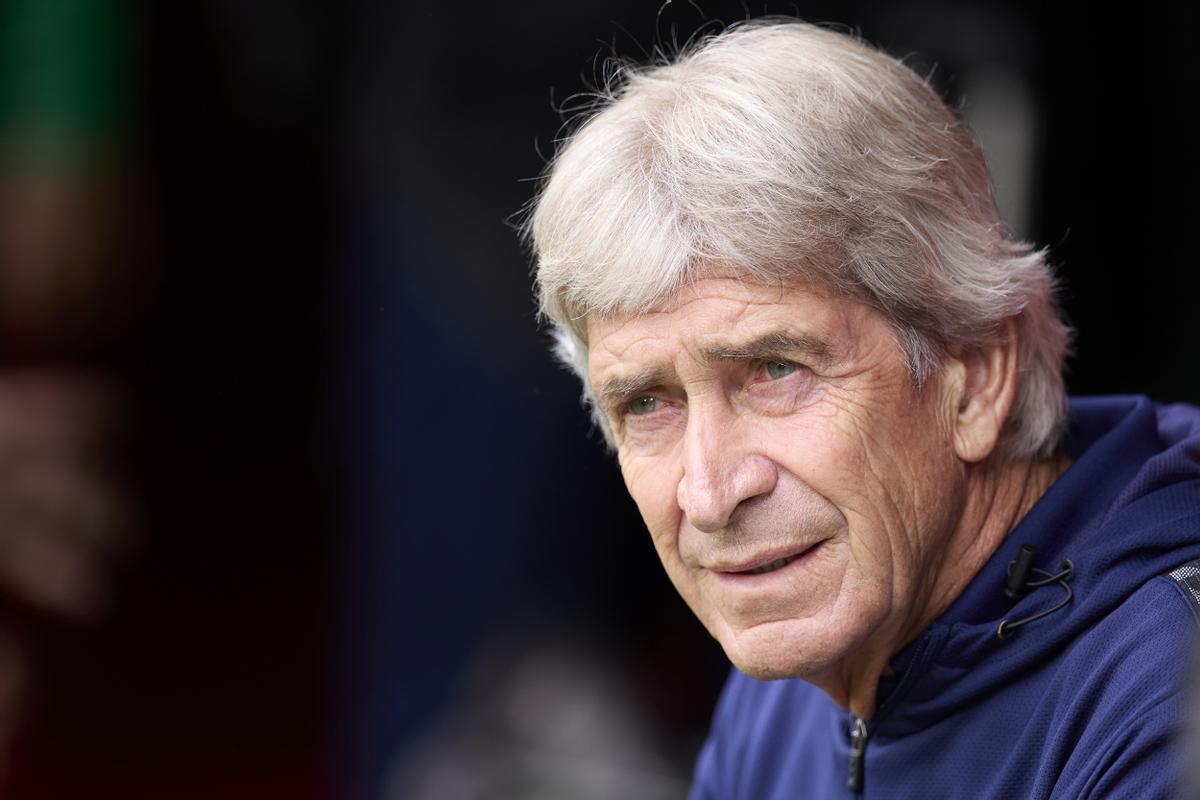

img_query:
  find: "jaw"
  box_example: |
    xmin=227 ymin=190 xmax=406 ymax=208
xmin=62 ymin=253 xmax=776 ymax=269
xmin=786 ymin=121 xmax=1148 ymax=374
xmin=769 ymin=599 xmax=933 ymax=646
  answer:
xmin=716 ymin=616 xmax=850 ymax=681
xmin=686 ymin=555 xmax=907 ymax=719
xmin=716 ymin=612 xmax=897 ymax=719
xmin=679 ymin=539 xmax=866 ymax=677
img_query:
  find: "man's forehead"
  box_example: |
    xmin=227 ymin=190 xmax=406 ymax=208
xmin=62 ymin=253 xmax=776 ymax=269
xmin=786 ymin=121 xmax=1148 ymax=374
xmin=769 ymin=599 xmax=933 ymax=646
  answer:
xmin=590 ymin=324 xmax=837 ymax=379
xmin=586 ymin=279 xmax=853 ymax=367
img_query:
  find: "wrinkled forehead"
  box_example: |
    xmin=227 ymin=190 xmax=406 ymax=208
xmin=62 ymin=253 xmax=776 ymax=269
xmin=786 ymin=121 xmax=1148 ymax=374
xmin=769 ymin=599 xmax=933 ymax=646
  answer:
xmin=583 ymin=268 xmax=841 ymax=335
xmin=561 ymin=249 xmax=851 ymax=347
xmin=585 ymin=276 xmax=862 ymax=373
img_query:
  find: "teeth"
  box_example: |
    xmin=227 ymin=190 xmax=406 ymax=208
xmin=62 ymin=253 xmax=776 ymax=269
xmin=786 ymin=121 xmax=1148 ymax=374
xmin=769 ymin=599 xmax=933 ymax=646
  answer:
xmin=747 ymin=557 xmax=792 ymax=574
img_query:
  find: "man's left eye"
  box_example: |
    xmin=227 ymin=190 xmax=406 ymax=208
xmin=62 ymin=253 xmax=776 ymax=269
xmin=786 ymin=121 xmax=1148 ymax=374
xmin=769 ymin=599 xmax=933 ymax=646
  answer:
xmin=763 ymin=360 xmax=797 ymax=380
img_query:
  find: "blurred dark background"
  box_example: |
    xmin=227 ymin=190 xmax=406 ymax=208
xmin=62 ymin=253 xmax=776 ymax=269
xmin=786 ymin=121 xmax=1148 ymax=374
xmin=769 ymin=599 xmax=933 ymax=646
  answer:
xmin=0 ymin=1 xmax=1195 ymax=798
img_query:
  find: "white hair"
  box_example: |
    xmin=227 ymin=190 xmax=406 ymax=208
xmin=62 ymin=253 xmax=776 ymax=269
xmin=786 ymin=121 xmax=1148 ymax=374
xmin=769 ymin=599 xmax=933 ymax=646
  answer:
xmin=525 ymin=19 xmax=1071 ymax=459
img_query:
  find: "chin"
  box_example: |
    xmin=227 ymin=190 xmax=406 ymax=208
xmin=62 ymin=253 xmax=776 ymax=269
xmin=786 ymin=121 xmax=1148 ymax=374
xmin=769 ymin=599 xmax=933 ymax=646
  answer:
xmin=731 ymin=658 xmax=805 ymax=682
xmin=719 ymin=617 xmax=848 ymax=681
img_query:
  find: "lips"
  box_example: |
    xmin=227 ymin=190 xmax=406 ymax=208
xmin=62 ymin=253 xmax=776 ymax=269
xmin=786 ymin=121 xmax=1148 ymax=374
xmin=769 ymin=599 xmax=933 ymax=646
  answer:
xmin=742 ymin=554 xmax=801 ymax=574
xmin=713 ymin=542 xmax=822 ymax=576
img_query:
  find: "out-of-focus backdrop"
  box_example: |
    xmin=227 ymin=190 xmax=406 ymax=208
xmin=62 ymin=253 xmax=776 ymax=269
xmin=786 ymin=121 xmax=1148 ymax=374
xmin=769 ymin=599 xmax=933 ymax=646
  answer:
xmin=0 ymin=1 xmax=1194 ymax=798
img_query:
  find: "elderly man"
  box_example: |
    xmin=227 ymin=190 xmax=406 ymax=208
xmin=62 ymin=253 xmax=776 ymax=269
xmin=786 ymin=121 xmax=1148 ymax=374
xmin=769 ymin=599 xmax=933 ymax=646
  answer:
xmin=523 ymin=19 xmax=1200 ymax=799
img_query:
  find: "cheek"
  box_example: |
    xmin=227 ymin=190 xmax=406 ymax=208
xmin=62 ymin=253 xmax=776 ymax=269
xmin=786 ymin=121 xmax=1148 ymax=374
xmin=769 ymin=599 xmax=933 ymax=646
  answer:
xmin=620 ymin=452 xmax=684 ymax=550
xmin=757 ymin=406 xmax=867 ymax=497
xmin=790 ymin=389 xmax=962 ymax=583
xmin=755 ymin=402 xmax=909 ymax=567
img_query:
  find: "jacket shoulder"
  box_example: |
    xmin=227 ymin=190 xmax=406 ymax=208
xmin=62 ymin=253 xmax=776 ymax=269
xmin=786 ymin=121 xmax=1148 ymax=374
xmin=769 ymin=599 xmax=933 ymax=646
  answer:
xmin=1162 ymin=557 xmax=1200 ymax=625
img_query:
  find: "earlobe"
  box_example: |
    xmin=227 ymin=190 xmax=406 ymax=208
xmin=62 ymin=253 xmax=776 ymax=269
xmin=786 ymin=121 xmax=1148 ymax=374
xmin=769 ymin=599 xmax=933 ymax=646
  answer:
xmin=952 ymin=319 xmax=1019 ymax=464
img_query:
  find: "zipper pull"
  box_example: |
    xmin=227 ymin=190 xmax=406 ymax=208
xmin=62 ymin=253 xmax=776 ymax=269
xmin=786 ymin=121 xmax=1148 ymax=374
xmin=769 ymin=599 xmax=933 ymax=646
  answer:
xmin=847 ymin=715 xmax=868 ymax=793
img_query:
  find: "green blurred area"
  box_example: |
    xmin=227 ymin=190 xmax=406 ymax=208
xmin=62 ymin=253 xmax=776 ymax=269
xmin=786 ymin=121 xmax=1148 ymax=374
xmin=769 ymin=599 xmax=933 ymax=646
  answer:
xmin=0 ymin=0 xmax=131 ymax=165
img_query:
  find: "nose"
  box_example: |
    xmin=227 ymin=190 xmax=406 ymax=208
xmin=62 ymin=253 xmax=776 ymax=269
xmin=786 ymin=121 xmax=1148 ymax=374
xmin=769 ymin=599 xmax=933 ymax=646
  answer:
xmin=676 ymin=407 xmax=778 ymax=533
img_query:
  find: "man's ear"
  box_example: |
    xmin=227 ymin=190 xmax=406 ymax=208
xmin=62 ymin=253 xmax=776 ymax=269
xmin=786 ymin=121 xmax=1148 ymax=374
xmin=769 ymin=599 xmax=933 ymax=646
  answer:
xmin=949 ymin=318 xmax=1019 ymax=464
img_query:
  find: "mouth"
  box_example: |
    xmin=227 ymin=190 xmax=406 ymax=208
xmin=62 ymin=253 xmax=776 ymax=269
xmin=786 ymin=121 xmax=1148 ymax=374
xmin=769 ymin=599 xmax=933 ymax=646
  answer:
xmin=740 ymin=555 xmax=802 ymax=575
xmin=714 ymin=542 xmax=822 ymax=577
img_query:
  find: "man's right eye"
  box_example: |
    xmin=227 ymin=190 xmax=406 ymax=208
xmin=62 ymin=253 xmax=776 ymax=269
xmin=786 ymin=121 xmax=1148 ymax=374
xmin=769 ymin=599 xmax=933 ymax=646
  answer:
xmin=626 ymin=396 xmax=661 ymax=416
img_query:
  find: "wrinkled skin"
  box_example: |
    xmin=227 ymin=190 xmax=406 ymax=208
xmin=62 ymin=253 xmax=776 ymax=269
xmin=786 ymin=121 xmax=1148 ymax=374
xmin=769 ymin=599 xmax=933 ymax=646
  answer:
xmin=587 ymin=277 xmax=1056 ymax=717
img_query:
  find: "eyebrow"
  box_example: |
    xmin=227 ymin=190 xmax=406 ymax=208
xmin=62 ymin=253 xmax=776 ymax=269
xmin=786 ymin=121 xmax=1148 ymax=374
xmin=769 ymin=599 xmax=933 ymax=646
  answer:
xmin=697 ymin=330 xmax=834 ymax=367
xmin=593 ymin=330 xmax=835 ymax=413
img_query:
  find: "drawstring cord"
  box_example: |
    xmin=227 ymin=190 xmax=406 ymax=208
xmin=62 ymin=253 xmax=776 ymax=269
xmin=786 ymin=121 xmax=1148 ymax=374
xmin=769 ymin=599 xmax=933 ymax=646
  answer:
xmin=998 ymin=544 xmax=1075 ymax=639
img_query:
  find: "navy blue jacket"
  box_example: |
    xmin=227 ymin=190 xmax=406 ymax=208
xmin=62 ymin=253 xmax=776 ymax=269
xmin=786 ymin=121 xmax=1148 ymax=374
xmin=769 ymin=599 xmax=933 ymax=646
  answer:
xmin=690 ymin=396 xmax=1200 ymax=799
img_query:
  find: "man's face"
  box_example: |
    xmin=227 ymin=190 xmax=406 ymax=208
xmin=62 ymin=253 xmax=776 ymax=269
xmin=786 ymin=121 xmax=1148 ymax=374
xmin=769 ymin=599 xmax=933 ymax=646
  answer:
xmin=587 ymin=277 xmax=967 ymax=681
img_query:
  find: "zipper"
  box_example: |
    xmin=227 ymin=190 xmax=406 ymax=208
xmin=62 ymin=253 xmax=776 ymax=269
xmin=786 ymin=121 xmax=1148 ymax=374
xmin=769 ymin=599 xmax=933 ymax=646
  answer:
xmin=847 ymin=714 xmax=868 ymax=793
xmin=841 ymin=630 xmax=942 ymax=795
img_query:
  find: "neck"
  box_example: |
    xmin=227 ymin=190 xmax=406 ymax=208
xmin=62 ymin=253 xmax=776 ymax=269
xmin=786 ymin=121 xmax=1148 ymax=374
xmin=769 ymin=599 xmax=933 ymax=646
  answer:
xmin=834 ymin=452 xmax=1071 ymax=720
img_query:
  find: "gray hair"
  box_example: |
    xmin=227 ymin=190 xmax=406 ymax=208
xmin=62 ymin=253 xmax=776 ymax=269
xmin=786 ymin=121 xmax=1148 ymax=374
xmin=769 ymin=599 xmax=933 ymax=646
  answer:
xmin=524 ymin=19 xmax=1071 ymax=459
